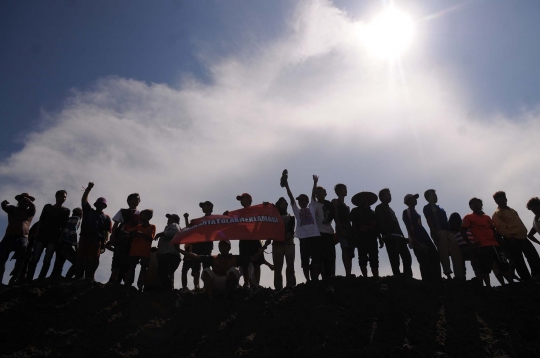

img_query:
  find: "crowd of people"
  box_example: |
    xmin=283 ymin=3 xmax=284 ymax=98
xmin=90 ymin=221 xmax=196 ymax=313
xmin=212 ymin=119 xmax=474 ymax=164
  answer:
xmin=1 ymin=170 xmax=540 ymax=298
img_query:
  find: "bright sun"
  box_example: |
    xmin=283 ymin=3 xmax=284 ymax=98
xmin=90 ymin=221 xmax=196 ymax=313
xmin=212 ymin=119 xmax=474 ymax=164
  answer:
xmin=360 ymin=7 xmax=415 ymax=60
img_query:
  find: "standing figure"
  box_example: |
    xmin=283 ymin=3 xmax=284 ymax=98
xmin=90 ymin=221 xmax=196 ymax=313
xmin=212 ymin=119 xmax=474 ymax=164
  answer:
xmin=56 ymin=207 xmax=83 ymax=278
xmin=332 ymin=184 xmax=354 ymax=277
xmin=0 ymin=193 xmax=36 ymax=284
xmin=350 ymin=191 xmax=383 ymax=278
xmin=272 ymin=197 xmax=296 ymax=289
xmin=74 ymin=182 xmax=112 ymax=280
xmin=312 ymin=176 xmax=335 ymax=278
xmin=125 ymin=209 xmax=156 ymax=291
xmin=375 ymin=189 xmax=412 ymax=277
xmin=27 ymin=190 xmax=70 ymax=280
xmin=402 ymin=194 xmax=441 ymax=282
xmin=107 ymin=193 xmax=141 ymax=284
xmin=423 ymin=189 xmax=465 ymax=280
xmin=492 ymin=191 xmax=540 ymax=280
xmin=462 ymin=197 xmax=513 ymax=287
xmin=156 ymin=213 xmax=181 ymax=290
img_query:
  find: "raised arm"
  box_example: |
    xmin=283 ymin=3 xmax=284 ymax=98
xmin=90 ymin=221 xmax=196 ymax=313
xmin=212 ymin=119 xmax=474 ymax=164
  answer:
xmin=183 ymin=213 xmax=190 ymax=227
xmin=81 ymin=182 xmax=94 ymax=205
xmin=1 ymin=200 xmax=9 ymax=213
xmin=528 ymin=227 xmax=540 ymax=245
xmin=312 ymin=175 xmax=319 ymax=201
xmin=285 ymin=182 xmax=295 ymax=205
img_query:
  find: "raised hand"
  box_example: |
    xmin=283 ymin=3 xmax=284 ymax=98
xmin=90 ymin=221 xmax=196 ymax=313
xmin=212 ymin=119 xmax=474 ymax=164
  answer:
xmin=313 ymin=175 xmax=319 ymax=184
xmin=87 ymin=182 xmax=95 ymax=190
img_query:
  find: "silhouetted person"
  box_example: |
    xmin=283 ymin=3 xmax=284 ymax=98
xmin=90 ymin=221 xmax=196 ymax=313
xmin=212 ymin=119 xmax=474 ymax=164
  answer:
xmin=272 ymin=197 xmax=296 ymax=289
xmin=332 ymin=184 xmax=353 ymax=277
xmin=27 ymin=190 xmax=70 ymax=280
xmin=350 ymin=191 xmax=383 ymax=278
xmin=0 ymin=193 xmax=36 ymax=284
xmin=526 ymin=197 xmax=540 ymax=246
xmin=156 ymin=213 xmax=181 ymax=291
xmin=402 ymin=194 xmax=441 ymax=282
xmin=423 ymin=189 xmax=464 ymax=280
xmin=74 ymin=182 xmax=111 ymax=280
xmin=284 ymin=175 xmax=321 ymax=282
xmin=107 ymin=193 xmax=141 ymax=284
xmin=55 ymin=207 xmax=83 ymax=278
xmin=492 ymin=191 xmax=540 ymax=280
xmin=190 ymin=201 xmax=215 ymax=289
xmin=312 ymin=176 xmax=335 ymax=278
xmin=462 ymin=197 xmax=513 ymax=287
xmin=448 ymin=212 xmax=479 ymax=279
xmin=125 ymin=209 xmax=156 ymax=291
xmin=375 ymin=189 xmax=412 ymax=277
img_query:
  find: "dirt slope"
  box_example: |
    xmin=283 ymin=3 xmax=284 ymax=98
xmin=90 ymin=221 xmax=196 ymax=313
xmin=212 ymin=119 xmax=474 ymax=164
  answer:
xmin=1 ymin=277 xmax=540 ymax=357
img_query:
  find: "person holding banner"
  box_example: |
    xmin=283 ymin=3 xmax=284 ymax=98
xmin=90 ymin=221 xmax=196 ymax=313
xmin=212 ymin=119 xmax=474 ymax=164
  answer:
xmin=272 ymin=197 xmax=296 ymax=290
xmin=176 ymin=240 xmax=269 ymax=299
xmin=283 ymin=175 xmax=321 ymax=282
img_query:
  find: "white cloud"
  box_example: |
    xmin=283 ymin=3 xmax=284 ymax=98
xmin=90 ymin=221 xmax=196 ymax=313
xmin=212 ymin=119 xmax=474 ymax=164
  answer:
xmin=2 ymin=0 xmax=540 ymax=285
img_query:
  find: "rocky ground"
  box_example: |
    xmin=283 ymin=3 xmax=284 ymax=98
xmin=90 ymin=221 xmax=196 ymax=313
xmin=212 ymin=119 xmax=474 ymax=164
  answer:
xmin=1 ymin=276 xmax=540 ymax=357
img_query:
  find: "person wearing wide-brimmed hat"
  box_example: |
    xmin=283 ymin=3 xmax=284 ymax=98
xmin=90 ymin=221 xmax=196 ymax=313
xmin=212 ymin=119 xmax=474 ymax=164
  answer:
xmin=74 ymin=182 xmax=112 ymax=280
xmin=402 ymin=194 xmax=441 ymax=282
xmin=0 ymin=192 xmax=36 ymax=284
xmin=26 ymin=190 xmax=70 ymax=281
xmin=350 ymin=191 xmax=383 ymax=278
xmin=375 ymin=189 xmax=412 ymax=278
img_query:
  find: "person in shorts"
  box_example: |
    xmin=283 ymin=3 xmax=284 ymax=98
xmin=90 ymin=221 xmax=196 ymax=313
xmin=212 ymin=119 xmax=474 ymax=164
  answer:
xmin=312 ymin=175 xmax=335 ymax=279
xmin=177 ymin=240 xmax=269 ymax=299
xmin=332 ymin=184 xmax=354 ymax=277
xmin=107 ymin=193 xmax=141 ymax=284
xmin=0 ymin=193 xmax=36 ymax=284
xmin=461 ymin=198 xmax=513 ymax=287
xmin=283 ymin=174 xmax=321 ymax=282
xmin=125 ymin=209 xmax=156 ymax=291
xmin=350 ymin=191 xmax=383 ymax=278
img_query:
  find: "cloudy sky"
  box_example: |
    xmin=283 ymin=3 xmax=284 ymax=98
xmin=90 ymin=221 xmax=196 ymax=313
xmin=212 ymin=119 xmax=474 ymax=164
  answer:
xmin=2 ymin=0 xmax=540 ymax=286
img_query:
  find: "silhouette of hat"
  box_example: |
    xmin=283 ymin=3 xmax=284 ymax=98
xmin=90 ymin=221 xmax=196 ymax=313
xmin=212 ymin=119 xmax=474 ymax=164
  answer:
xmin=351 ymin=192 xmax=378 ymax=206
xmin=199 ymin=201 xmax=214 ymax=208
xmin=236 ymin=193 xmax=252 ymax=201
xmin=15 ymin=193 xmax=35 ymax=202
xmin=166 ymin=213 xmax=180 ymax=223
xmin=94 ymin=197 xmax=107 ymax=208
xmin=404 ymin=194 xmax=419 ymax=205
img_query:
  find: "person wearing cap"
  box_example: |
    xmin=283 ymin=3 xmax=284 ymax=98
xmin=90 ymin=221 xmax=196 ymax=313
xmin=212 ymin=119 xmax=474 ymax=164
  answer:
xmin=423 ymin=189 xmax=465 ymax=280
xmin=0 ymin=192 xmax=36 ymax=284
xmin=350 ymin=191 xmax=383 ymax=278
xmin=493 ymin=191 xmax=540 ymax=280
xmin=283 ymin=175 xmax=321 ymax=282
xmin=312 ymin=175 xmax=335 ymax=279
xmin=106 ymin=193 xmax=141 ymax=284
xmin=155 ymin=213 xmax=181 ymax=290
xmin=176 ymin=240 xmax=269 ymax=299
xmin=402 ymin=193 xmax=441 ymax=282
xmin=26 ymin=190 xmax=70 ymax=281
xmin=332 ymin=183 xmax=354 ymax=277
xmin=124 ymin=209 xmax=156 ymax=290
xmin=462 ymin=198 xmax=513 ymax=287
xmin=375 ymin=189 xmax=412 ymax=278
xmin=74 ymin=182 xmax=112 ymax=280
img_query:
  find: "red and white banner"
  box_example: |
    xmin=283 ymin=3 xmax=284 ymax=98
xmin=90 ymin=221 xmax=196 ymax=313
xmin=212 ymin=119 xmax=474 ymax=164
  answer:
xmin=171 ymin=204 xmax=285 ymax=245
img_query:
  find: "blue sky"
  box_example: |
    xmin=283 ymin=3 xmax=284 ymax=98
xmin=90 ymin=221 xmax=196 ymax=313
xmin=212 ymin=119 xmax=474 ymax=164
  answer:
xmin=2 ymin=0 xmax=540 ymax=285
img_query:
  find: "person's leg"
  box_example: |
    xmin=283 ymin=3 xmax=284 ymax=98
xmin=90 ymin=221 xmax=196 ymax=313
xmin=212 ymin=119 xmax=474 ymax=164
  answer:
xmin=339 ymin=238 xmax=353 ymax=277
xmin=238 ymin=241 xmax=251 ymax=287
xmin=385 ymin=238 xmax=401 ymax=276
xmin=85 ymin=239 xmax=102 ymax=279
xmin=434 ymin=230 xmax=452 ymax=278
xmin=300 ymin=239 xmax=311 ymax=281
xmin=0 ymin=238 xmax=12 ymax=284
xmin=202 ymin=269 xmax=214 ymax=299
xmin=272 ymin=244 xmax=285 ymax=290
xmin=137 ymin=258 xmax=149 ymax=290
xmin=168 ymin=255 xmax=181 ymax=290
xmin=310 ymin=236 xmax=322 ymax=281
xmin=51 ymin=246 xmax=67 ymax=277
xmin=399 ymin=239 xmax=413 ymax=277
xmin=445 ymin=231 xmax=465 ymax=280
xmin=357 ymin=238 xmax=369 ymax=277
xmin=27 ymin=240 xmax=45 ymax=281
xmin=492 ymin=246 xmax=513 ymax=284
xmin=192 ymin=263 xmax=201 ymax=290
xmin=518 ymin=239 xmax=540 ymax=278
xmin=181 ymin=262 xmax=189 ymax=289
xmin=157 ymin=254 xmax=169 ymax=290
xmin=38 ymin=242 xmax=56 ymax=279
xmin=8 ymin=237 xmax=28 ymax=284
xmin=74 ymin=236 xmax=89 ymax=279
xmin=427 ymin=241 xmax=442 ymax=281
xmin=368 ymin=238 xmax=379 ymax=278
xmin=413 ymin=247 xmax=427 ymax=280
xmin=124 ymin=257 xmax=138 ymax=286
xmin=506 ymin=238 xmax=531 ymax=280
xmin=284 ymin=244 xmax=296 ymax=287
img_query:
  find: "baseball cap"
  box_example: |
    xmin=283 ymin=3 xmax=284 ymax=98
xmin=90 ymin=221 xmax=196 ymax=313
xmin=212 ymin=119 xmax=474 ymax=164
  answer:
xmin=403 ymin=194 xmax=419 ymax=205
xmin=236 ymin=193 xmax=252 ymax=201
xmin=166 ymin=213 xmax=180 ymax=223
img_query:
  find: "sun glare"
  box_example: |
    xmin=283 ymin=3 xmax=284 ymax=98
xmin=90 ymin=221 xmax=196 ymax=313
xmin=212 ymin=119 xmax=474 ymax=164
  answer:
xmin=360 ymin=7 xmax=415 ymax=60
